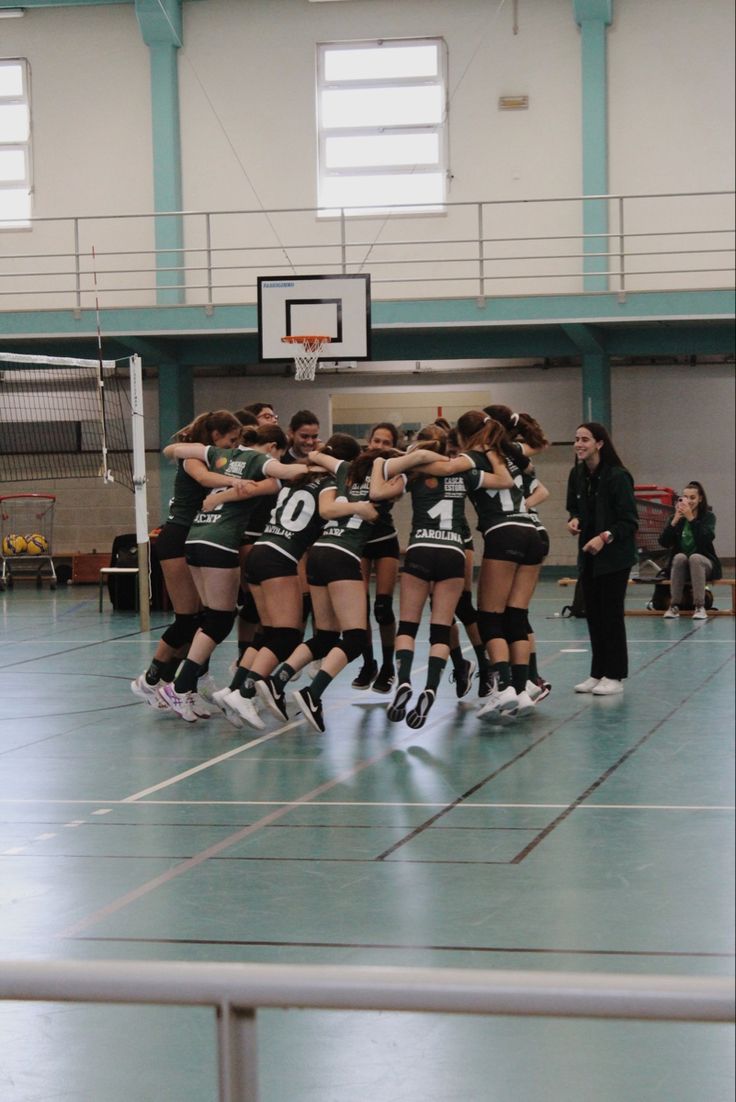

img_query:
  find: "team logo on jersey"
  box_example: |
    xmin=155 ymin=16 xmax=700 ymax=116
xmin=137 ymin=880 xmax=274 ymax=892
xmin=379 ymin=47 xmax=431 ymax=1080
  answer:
xmin=214 ymin=457 xmax=229 ymax=469
xmin=424 ymin=477 xmax=438 ymax=489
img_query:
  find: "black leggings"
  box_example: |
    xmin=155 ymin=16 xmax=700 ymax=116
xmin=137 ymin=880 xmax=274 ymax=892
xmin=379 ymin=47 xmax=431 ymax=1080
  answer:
xmin=580 ymin=562 xmax=631 ymax=680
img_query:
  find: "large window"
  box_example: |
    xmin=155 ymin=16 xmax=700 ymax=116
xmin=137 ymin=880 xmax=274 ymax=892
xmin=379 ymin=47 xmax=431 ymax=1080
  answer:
xmin=317 ymin=39 xmax=448 ymax=216
xmin=0 ymin=59 xmax=31 ymax=228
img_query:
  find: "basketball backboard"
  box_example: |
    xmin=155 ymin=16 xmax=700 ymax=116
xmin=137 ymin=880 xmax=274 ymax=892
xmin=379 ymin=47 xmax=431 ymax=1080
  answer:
xmin=257 ymin=274 xmax=371 ymax=362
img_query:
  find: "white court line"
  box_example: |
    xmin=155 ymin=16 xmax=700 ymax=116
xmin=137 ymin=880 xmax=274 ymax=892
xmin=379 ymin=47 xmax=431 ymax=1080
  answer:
xmin=121 ymin=720 xmax=304 ymax=802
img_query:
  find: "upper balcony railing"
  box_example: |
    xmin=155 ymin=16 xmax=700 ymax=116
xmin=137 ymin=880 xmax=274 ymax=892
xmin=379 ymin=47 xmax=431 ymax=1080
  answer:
xmin=0 ymin=190 xmax=733 ymax=313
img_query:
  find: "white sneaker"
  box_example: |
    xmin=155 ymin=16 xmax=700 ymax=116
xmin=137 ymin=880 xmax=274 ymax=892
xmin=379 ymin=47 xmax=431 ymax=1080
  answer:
xmin=692 ymin=606 xmax=708 ymax=620
xmin=592 ymin=677 xmax=624 ymax=695
xmin=574 ymin=677 xmax=601 ymax=693
xmin=663 ymin=605 xmax=679 ymax=619
xmin=130 ymin=673 xmax=169 ymax=710
xmin=510 ymin=689 xmax=535 ymax=717
xmin=156 ymin=682 xmax=199 ymax=722
xmin=212 ymin=686 xmax=244 ymax=728
xmin=189 ymin=692 xmax=212 ymax=718
xmin=197 ymin=673 xmax=219 ymax=702
xmin=225 ymin=689 xmax=265 ymax=730
xmin=477 ymin=685 xmax=517 ymax=719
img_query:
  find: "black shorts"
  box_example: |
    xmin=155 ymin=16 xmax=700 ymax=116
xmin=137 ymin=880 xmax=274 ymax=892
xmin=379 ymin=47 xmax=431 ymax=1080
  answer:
xmin=246 ymin=543 xmax=298 ymax=584
xmin=483 ymin=524 xmax=545 ymax=566
xmin=154 ymin=522 xmax=188 ymax=561
xmin=537 ymin=527 xmax=550 ymax=559
xmin=307 ymin=546 xmax=363 ymax=587
xmin=362 ymin=533 xmax=400 ymax=561
xmin=402 ymin=545 xmax=465 ymax=583
xmin=185 ymin=541 xmax=240 ymax=569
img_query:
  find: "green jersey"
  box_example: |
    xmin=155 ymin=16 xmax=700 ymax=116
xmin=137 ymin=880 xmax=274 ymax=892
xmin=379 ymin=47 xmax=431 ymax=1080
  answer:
xmin=403 ymin=469 xmax=469 ymax=557
xmin=463 ymin=449 xmax=536 ymax=534
xmin=185 ymin=447 xmax=276 ymax=554
xmin=256 ymin=476 xmax=326 ymax=562
xmin=166 ymin=459 xmax=208 ymax=527
xmin=313 ymin=461 xmax=379 ymax=561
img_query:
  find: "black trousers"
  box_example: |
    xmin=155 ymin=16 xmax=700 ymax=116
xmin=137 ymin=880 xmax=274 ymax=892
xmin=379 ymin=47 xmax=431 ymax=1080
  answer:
xmin=580 ymin=562 xmax=631 ymax=680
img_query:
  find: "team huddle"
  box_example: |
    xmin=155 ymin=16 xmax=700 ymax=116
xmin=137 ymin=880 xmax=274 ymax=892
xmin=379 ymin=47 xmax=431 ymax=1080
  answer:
xmin=131 ymin=401 xmax=552 ymax=733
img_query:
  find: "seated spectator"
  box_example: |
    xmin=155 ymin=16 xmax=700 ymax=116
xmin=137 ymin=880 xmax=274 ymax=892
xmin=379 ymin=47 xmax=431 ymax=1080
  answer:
xmin=659 ymin=481 xmax=721 ymax=620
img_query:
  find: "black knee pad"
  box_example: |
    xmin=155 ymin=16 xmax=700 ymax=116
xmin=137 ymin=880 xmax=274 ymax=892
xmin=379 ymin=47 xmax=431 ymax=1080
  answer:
xmin=238 ymin=591 xmax=259 ymax=623
xmin=429 ymin=622 xmax=452 ymax=647
xmin=504 ymin=606 xmax=529 ymax=645
xmin=304 ymin=630 xmax=341 ymax=660
xmin=161 ymin=612 xmax=199 ymax=649
xmin=262 ymin=626 xmax=303 ymax=663
xmin=397 ymin=620 xmax=420 ymax=639
xmin=201 ymin=608 xmax=236 ymax=645
xmin=373 ymin=595 xmax=395 ymax=626
xmin=454 ymin=590 xmax=477 ymax=626
xmin=339 ymin=628 xmax=368 ymax=663
xmin=478 ymin=610 xmax=505 ymax=645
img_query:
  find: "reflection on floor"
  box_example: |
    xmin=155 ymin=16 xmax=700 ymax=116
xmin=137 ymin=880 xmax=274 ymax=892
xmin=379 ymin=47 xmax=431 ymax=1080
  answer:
xmin=0 ymin=582 xmax=733 ymax=1101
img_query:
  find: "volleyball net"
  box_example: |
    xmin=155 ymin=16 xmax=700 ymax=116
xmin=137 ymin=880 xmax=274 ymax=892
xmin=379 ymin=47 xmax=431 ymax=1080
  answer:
xmin=0 ymin=351 xmax=150 ymax=628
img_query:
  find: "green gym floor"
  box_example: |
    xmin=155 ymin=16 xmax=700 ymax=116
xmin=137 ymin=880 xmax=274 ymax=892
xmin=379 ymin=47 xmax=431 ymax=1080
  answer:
xmin=0 ymin=580 xmax=733 ymax=1102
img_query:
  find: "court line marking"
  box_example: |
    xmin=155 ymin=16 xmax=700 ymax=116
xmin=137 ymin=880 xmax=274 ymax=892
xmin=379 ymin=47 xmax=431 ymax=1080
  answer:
xmin=1 ymin=800 xmax=733 ymax=810
xmin=54 ymin=700 xmax=466 ymax=939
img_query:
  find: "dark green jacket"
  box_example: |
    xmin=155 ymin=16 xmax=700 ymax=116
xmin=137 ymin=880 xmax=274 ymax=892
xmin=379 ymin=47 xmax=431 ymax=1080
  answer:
xmin=659 ymin=510 xmax=722 ymax=581
xmin=566 ymin=462 xmax=638 ymax=577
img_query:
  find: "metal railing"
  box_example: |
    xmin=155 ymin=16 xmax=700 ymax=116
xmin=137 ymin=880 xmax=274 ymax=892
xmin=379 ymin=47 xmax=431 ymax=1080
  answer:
xmin=1 ymin=960 xmax=733 ymax=1102
xmin=0 ymin=190 xmax=733 ymax=312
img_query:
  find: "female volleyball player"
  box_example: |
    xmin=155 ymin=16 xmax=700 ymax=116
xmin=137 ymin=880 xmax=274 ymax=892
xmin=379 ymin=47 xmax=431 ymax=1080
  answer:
xmin=130 ymin=409 xmax=243 ymax=709
xmin=154 ymin=425 xmax=309 ymax=722
xmin=353 ymin=421 xmax=402 ymax=694
xmin=261 ymin=443 xmax=383 ymax=733
xmin=370 ymin=424 xmax=512 ymax=729
xmin=484 ymin=404 xmax=551 ymax=705
xmin=213 ymin=434 xmax=362 ymax=729
xmin=567 ymin=422 xmax=638 ymax=695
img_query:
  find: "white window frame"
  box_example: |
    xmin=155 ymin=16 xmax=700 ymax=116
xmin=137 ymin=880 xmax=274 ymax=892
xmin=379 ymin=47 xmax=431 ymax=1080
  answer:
xmin=316 ymin=38 xmax=448 ymax=217
xmin=0 ymin=57 xmax=32 ymax=230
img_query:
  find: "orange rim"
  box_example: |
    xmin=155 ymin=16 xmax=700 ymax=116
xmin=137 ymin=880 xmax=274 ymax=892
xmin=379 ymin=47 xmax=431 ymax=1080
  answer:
xmin=281 ymin=335 xmax=331 ymax=345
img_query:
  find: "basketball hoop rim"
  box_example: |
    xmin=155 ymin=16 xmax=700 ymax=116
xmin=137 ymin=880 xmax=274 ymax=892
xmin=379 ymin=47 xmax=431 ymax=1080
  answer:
xmin=281 ymin=335 xmax=332 ymax=347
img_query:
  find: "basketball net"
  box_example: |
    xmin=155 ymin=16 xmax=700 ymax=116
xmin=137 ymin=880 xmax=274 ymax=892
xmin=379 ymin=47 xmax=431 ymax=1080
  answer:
xmin=282 ymin=335 xmax=331 ymax=382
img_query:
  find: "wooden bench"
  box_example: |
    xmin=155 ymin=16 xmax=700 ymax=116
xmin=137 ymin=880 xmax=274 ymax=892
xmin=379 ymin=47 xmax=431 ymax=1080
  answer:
xmin=557 ymin=576 xmax=735 ymax=616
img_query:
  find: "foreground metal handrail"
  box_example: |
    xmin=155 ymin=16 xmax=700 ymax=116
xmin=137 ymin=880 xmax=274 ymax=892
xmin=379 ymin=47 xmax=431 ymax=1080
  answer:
xmin=1 ymin=960 xmax=733 ymax=1102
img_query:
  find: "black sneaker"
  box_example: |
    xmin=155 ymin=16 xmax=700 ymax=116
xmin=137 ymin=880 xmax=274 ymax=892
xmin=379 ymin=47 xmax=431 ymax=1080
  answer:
xmin=255 ymin=677 xmax=289 ymax=722
xmin=406 ymin=689 xmax=436 ymax=730
xmin=352 ymin=659 xmax=378 ymax=690
xmin=531 ymin=676 xmax=551 ymax=704
xmin=291 ymin=687 xmax=325 ymax=733
xmin=450 ymin=658 xmax=476 ymax=700
xmin=387 ymin=683 xmax=412 ymax=723
xmin=372 ymin=666 xmax=395 ymax=694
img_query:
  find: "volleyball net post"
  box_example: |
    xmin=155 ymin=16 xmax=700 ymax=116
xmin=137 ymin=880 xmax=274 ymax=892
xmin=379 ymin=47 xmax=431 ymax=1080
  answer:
xmin=0 ymin=350 xmax=150 ymax=632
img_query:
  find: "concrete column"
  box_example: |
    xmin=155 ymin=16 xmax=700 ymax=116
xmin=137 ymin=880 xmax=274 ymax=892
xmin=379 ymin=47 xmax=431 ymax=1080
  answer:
xmin=573 ymin=0 xmax=613 ymax=291
xmin=135 ymin=0 xmax=184 ymax=305
xmin=581 ymin=352 xmax=611 ymax=427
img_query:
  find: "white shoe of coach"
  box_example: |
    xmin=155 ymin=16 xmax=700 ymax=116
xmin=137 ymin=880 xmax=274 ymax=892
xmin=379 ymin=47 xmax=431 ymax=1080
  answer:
xmin=592 ymin=677 xmax=624 ymax=696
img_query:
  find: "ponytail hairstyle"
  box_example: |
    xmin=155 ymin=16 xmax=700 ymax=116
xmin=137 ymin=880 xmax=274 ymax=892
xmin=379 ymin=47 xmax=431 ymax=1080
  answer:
xmin=175 ymin=409 xmax=241 ymax=445
xmin=433 ymin=416 xmax=452 ymax=433
xmin=684 ymin=480 xmax=710 ymax=518
xmin=483 ymin=404 xmax=548 ymax=451
xmin=347 ymin=444 xmax=398 ymax=488
xmin=239 ymin=425 xmax=259 ymax=447
xmin=414 ymin=423 xmax=448 ymax=453
xmin=456 ymin=410 xmax=507 ymax=455
xmin=253 ymin=424 xmax=288 ymax=451
xmin=577 ymin=422 xmax=626 ymax=469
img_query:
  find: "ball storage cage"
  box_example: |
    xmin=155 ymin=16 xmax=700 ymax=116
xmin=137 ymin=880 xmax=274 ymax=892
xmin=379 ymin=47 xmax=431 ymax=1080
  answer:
xmin=0 ymin=493 xmax=57 ymax=590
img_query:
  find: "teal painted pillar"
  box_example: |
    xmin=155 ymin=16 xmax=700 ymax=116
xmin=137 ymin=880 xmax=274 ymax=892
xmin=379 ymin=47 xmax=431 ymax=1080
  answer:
xmin=574 ymin=0 xmax=613 ymax=291
xmin=157 ymin=362 xmax=193 ymax=520
xmin=581 ymin=352 xmax=611 ymax=427
xmin=136 ymin=0 xmax=184 ymax=306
